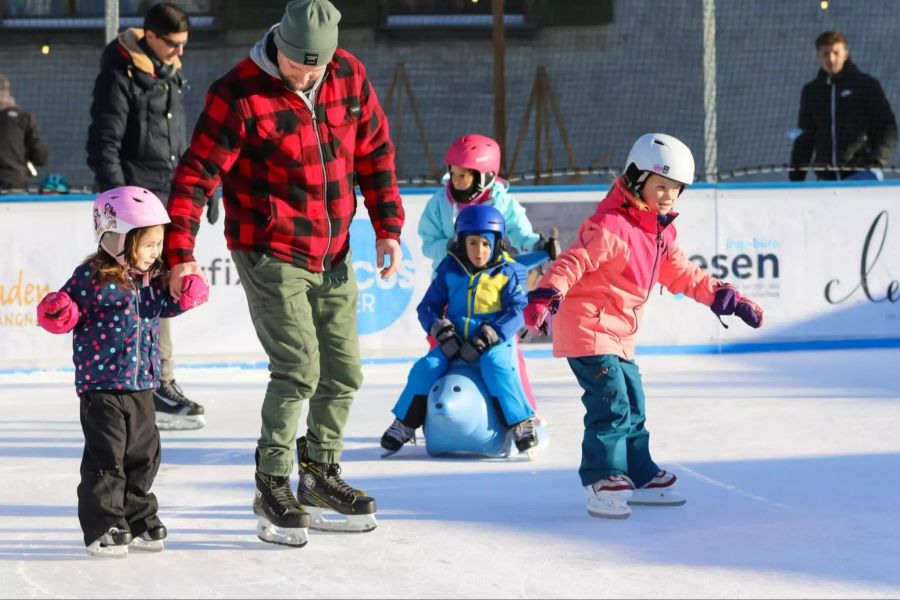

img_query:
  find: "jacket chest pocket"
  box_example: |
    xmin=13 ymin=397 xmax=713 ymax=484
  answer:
xmin=251 ymin=110 xmax=306 ymax=166
xmin=322 ymin=104 xmax=359 ymax=162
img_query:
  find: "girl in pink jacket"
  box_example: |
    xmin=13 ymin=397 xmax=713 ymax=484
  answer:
xmin=524 ymin=134 xmax=763 ymax=520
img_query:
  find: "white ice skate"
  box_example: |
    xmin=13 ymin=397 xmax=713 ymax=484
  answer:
xmin=86 ymin=527 xmax=132 ymax=558
xmin=128 ymin=535 xmax=164 ymax=552
xmin=628 ymin=470 xmax=686 ymax=506
xmin=585 ymin=475 xmax=635 ymax=519
xmin=128 ymin=526 xmax=167 ymax=553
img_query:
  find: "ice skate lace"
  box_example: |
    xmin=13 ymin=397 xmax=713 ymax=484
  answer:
xmin=325 ymin=464 xmax=360 ymax=501
xmin=385 ymin=419 xmax=416 ymax=444
xmin=269 ymin=475 xmax=299 ymax=510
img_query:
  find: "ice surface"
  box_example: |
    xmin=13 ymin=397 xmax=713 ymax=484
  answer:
xmin=1 ymin=347 xmax=899 ymax=598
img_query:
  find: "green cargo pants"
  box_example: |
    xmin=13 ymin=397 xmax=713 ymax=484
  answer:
xmin=232 ymin=250 xmax=363 ymax=477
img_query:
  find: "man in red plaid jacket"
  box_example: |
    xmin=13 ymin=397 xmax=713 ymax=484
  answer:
xmin=165 ymin=0 xmax=402 ymax=544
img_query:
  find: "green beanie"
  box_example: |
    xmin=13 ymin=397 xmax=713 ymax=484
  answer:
xmin=274 ymin=0 xmax=341 ymax=67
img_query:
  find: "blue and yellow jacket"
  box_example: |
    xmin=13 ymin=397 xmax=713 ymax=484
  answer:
xmin=417 ymin=249 xmax=528 ymax=342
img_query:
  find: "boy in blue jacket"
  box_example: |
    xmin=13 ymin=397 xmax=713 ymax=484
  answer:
xmin=381 ymin=204 xmax=537 ymax=454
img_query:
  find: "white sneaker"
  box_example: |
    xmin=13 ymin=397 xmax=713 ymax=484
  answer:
xmin=629 ymin=470 xmax=687 ymax=506
xmin=585 ymin=475 xmax=634 ymax=519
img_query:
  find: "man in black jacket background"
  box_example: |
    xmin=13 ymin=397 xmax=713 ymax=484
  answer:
xmin=0 ymin=73 xmax=49 ymax=191
xmin=789 ymin=30 xmax=898 ymax=181
xmin=87 ymin=3 xmax=205 ymax=430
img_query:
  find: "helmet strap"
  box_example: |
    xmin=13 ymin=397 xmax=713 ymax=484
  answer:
xmin=99 ymin=232 xmax=128 ymax=266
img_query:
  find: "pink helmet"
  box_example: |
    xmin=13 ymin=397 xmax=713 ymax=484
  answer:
xmin=445 ymin=134 xmax=501 ymax=176
xmin=93 ymin=186 xmax=170 ymax=265
xmin=445 ymin=134 xmax=501 ymax=204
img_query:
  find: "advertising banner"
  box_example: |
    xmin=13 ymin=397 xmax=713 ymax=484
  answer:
xmin=2 ymin=184 xmax=899 ymax=368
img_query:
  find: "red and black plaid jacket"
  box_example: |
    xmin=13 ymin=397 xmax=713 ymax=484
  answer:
xmin=165 ymin=48 xmax=404 ymax=271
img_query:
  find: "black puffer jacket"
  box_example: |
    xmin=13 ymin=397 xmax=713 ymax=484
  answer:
xmin=86 ymin=29 xmax=188 ymax=196
xmin=0 ymin=103 xmax=49 ymax=190
xmin=789 ymin=60 xmax=898 ymax=181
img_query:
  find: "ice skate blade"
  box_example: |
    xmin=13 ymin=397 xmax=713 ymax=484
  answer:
xmin=156 ymin=414 xmax=205 ymax=431
xmin=86 ymin=542 xmax=129 ymax=558
xmin=628 ymin=490 xmax=687 ymax=506
xmin=587 ymin=507 xmax=631 ymax=519
xmin=129 ymin=537 xmax=164 ymax=552
xmin=305 ymin=507 xmax=377 ymax=533
xmin=380 ymin=448 xmax=401 ymax=458
xmin=256 ymin=517 xmax=309 ymax=547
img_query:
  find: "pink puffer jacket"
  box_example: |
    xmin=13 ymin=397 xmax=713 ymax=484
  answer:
xmin=537 ymin=179 xmax=719 ymax=359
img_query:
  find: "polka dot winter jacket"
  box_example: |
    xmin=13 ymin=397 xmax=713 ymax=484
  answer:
xmin=58 ymin=264 xmax=189 ymax=394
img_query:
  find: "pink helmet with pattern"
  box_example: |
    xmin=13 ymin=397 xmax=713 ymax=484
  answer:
xmin=444 ymin=134 xmax=502 ymax=204
xmin=93 ymin=186 xmax=170 ymax=265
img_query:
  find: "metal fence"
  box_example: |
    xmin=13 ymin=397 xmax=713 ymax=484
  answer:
xmin=1 ymin=0 xmax=898 ymax=192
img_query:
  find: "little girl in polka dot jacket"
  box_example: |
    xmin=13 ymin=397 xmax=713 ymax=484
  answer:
xmin=35 ymin=186 xmax=208 ymax=557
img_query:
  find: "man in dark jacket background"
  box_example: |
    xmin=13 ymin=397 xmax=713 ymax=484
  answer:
xmin=86 ymin=2 xmax=205 ymax=430
xmin=789 ymin=30 xmax=898 ymax=181
xmin=0 ymin=73 xmax=49 ymax=191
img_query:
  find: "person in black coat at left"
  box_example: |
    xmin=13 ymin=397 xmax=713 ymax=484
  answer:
xmin=87 ymin=2 xmax=208 ymax=430
xmin=0 ymin=73 xmax=49 ymax=191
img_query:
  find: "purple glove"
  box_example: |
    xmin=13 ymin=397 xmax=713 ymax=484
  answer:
xmin=36 ymin=291 xmax=79 ymax=334
xmin=524 ymin=287 xmax=562 ymax=336
xmin=178 ymin=274 xmax=209 ymax=310
xmin=710 ymin=283 xmax=764 ymax=328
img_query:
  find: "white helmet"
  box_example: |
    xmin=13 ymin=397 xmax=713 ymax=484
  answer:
xmin=623 ymin=133 xmax=695 ymax=192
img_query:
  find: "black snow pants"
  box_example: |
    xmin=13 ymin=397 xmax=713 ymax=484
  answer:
xmin=77 ymin=390 xmax=161 ymax=546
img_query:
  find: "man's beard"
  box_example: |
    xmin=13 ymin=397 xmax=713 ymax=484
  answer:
xmin=279 ymin=71 xmax=311 ymax=92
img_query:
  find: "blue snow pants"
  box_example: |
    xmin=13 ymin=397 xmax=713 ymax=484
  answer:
xmin=392 ymin=340 xmax=534 ymax=428
xmin=567 ymin=354 xmax=660 ymax=487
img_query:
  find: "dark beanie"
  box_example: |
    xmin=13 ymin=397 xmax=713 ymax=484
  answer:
xmin=274 ymin=0 xmax=341 ymax=67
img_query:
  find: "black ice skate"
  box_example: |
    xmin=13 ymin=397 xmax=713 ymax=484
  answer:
xmin=296 ymin=437 xmax=377 ymax=533
xmin=254 ymin=468 xmax=310 ymax=548
xmin=129 ymin=522 xmax=167 ymax=553
xmin=513 ymin=419 xmax=538 ymax=452
xmin=380 ymin=418 xmax=417 ymax=457
xmin=154 ymin=380 xmax=206 ymax=430
xmin=86 ymin=526 xmax=132 ymax=558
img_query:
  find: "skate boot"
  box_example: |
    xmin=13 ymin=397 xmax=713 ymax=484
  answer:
xmin=154 ymin=380 xmax=205 ymax=430
xmin=512 ymin=418 xmax=538 ymax=455
xmin=380 ymin=419 xmax=416 ymax=457
xmin=253 ymin=466 xmax=310 ymax=548
xmin=129 ymin=522 xmax=167 ymax=553
xmin=585 ymin=475 xmax=634 ymax=519
xmin=86 ymin=526 xmax=132 ymax=558
xmin=296 ymin=437 xmax=377 ymax=533
xmin=629 ymin=470 xmax=686 ymax=506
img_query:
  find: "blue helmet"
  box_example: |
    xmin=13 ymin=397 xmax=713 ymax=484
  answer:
xmin=454 ymin=204 xmax=505 ymax=261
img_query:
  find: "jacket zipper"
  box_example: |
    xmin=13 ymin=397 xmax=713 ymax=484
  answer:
xmin=132 ymin=284 xmax=141 ymax=389
xmin=829 ymin=77 xmax=837 ymax=167
xmin=448 ymin=253 xmax=481 ymax=339
xmin=629 ymin=222 xmax=664 ymax=336
xmin=308 ymin=73 xmax=333 ymax=268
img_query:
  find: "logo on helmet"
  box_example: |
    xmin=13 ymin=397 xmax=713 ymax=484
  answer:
xmin=653 ymin=163 xmax=670 ymax=175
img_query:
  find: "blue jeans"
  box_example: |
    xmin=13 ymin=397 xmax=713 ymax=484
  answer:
xmin=393 ymin=341 xmax=534 ymax=428
xmin=567 ymin=355 xmax=659 ymax=487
